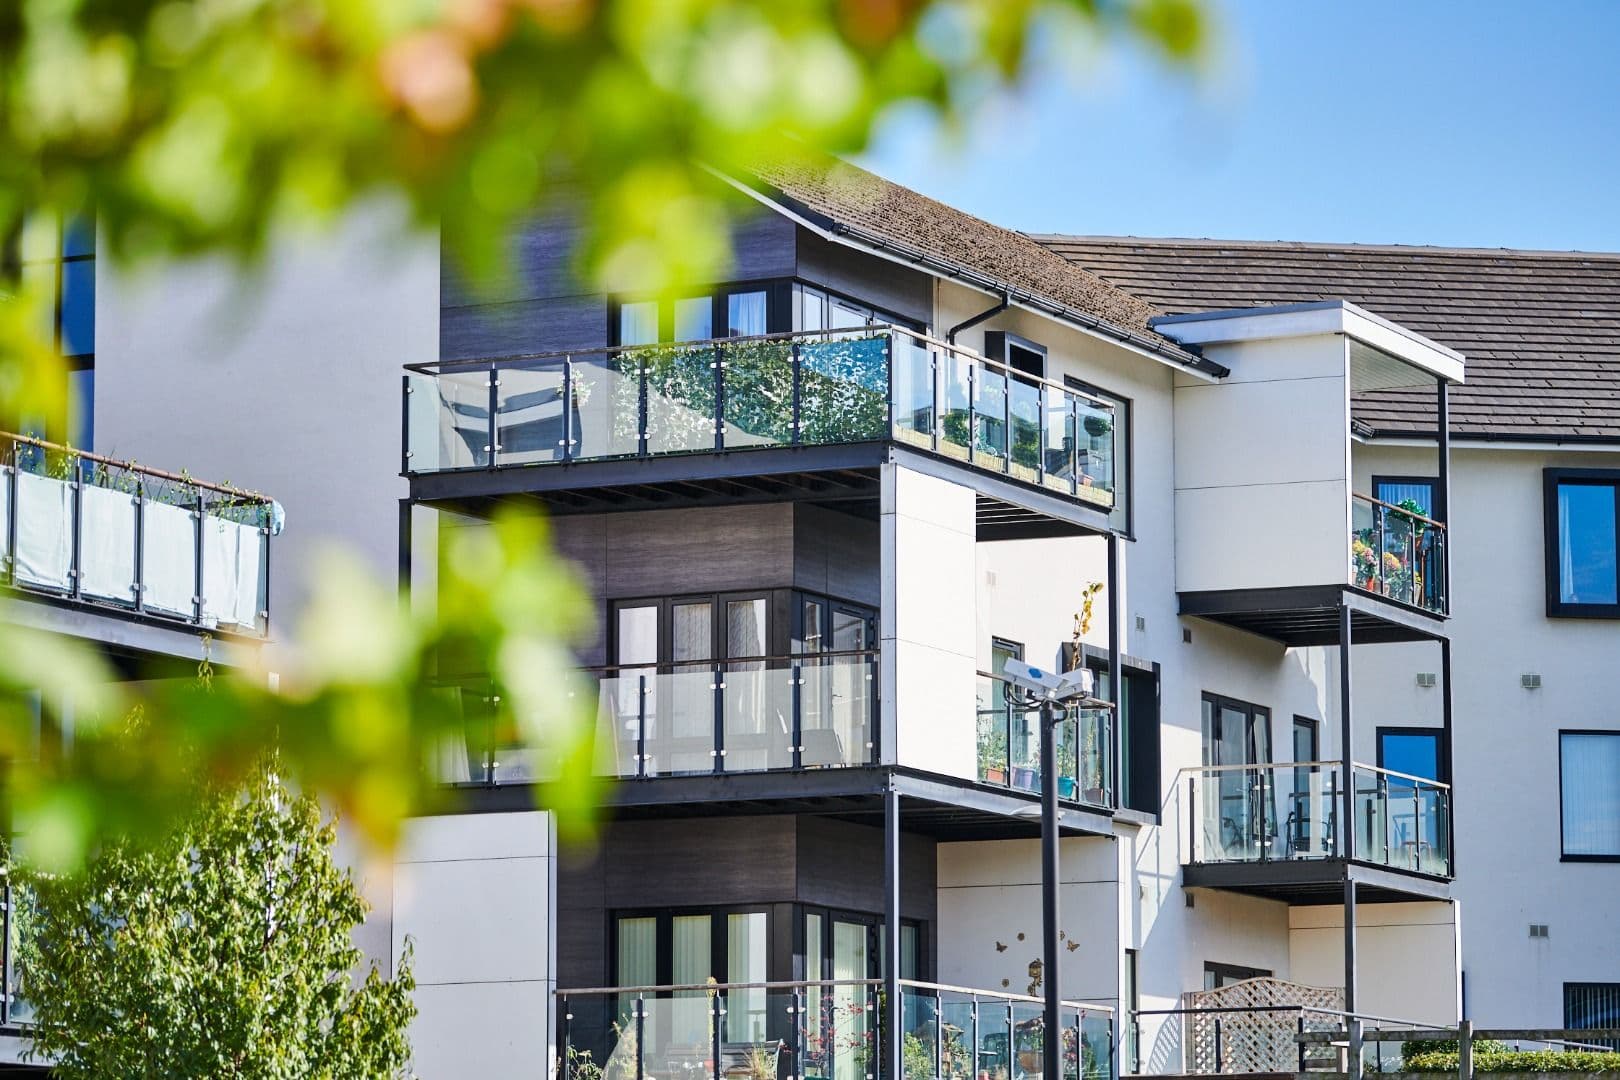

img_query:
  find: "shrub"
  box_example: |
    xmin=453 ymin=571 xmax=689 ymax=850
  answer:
xmin=1405 ymin=1049 xmax=1620 ymax=1073
xmin=1404 ymin=1039 xmax=1511 ymax=1063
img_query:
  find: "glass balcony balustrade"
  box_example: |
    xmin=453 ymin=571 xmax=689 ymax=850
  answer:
xmin=404 ymin=327 xmax=1117 ymax=511
xmin=1350 ymin=494 xmax=1446 ymax=614
xmin=0 ymin=433 xmax=274 ymax=637
xmin=558 ymin=980 xmax=1112 ymax=1080
xmin=1183 ymin=760 xmax=1450 ymax=877
xmin=437 ymin=651 xmax=878 ymax=785
xmin=975 ymin=672 xmax=1114 ymax=811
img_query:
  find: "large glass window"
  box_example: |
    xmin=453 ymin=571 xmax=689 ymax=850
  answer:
xmin=1374 ymin=476 xmax=1438 ymax=518
xmin=1378 ymin=728 xmax=1442 ymax=782
xmin=1561 ymin=732 xmax=1620 ymax=859
xmin=1546 ymin=470 xmax=1620 ymax=616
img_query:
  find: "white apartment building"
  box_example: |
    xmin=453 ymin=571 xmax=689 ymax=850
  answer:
xmin=14 ymin=155 xmax=1615 ymax=1078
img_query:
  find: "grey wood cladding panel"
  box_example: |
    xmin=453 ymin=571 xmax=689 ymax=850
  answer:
xmin=795 ymin=816 xmax=936 ymax=921
xmin=551 ymin=503 xmax=796 ymax=598
xmin=795 ymin=229 xmax=934 ymax=328
xmin=793 ymin=504 xmax=880 ymax=606
xmin=439 ymin=294 xmax=609 ymax=361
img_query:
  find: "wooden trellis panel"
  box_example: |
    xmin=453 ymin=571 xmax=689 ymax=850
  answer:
xmin=1182 ymin=978 xmax=1344 ymax=1074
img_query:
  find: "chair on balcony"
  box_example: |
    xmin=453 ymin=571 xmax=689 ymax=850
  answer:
xmin=801 ymin=728 xmax=846 ymax=768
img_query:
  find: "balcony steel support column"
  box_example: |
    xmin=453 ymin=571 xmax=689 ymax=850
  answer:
xmin=1041 ymin=697 xmax=1061 ymax=1080
xmin=1437 ymin=378 xmax=1451 ymax=609
xmin=882 ymin=782 xmax=902 ymax=1080
xmin=397 ymin=498 xmax=411 ymax=601
xmin=1107 ymin=534 xmax=1122 ymax=809
xmin=1339 ymin=602 xmax=1357 ymax=1015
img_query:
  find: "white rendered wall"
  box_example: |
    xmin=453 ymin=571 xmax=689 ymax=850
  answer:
xmin=1172 ymin=334 xmax=1352 ymax=594
xmin=933 ymin=281 xmax=1362 ymax=1041
xmin=1353 ymin=441 xmax=1620 ymax=1027
xmin=394 ymin=811 xmax=557 ymax=1080
xmin=883 ymin=463 xmax=978 ymax=779
xmin=1288 ymin=903 xmax=1461 ymax=1025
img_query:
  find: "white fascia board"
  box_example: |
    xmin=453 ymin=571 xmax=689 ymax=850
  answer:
xmin=1153 ymin=300 xmax=1465 ymax=384
xmin=709 ymin=166 xmax=1222 ymax=382
xmin=1367 ymin=434 xmax=1620 ymax=454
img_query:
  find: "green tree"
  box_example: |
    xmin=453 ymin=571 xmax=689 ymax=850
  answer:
xmin=0 ymin=0 xmax=1208 ymax=865
xmin=14 ymin=760 xmax=416 ymax=1079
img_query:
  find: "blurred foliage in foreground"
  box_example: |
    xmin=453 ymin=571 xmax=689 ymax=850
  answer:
xmin=15 ymin=759 xmax=417 ymax=1077
xmin=0 ymin=0 xmax=1205 ymax=866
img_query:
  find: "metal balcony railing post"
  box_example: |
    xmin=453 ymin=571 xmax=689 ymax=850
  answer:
xmin=713 ymin=662 xmax=726 ymax=774
xmin=791 ymin=662 xmax=804 ymax=771
xmin=791 ymin=341 xmax=803 ymax=444
xmin=1381 ymin=774 xmax=1392 ymax=867
xmin=1187 ymin=775 xmax=1197 ymax=861
xmin=934 ymin=992 xmax=945 ymax=1080
xmin=715 ymin=991 xmax=726 ymax=1080
xmin=635 ymin=996 xmax=647 ymax=1080
xmin=485 ymin=364 xmax=498 ymax=467
xmin=884 ymin=334 xmax=896 ymax=438
xmin=563 ymin=357 xmax=578 ymax=461
xmin=1329 ymin=772 xmax=1339 ymax=856
xmin=714 ymin=342 xmax=727 ymax=452
xmin=192 ymin=487 xmax=205 ymax=626
xmin=967 ymin=359 xmax=978 ymax=462
xmin=4 ymin=449 xmax=16 ymax=584
xmin=133 ymin=475 xmax=145 ymax=613
xmin=69 ymin=454 xmax=83 ymax=601
xmin=1001 ymin=372 xmax=1012 ymax=477
xmin=559 ymin=999 xmax=572 ymax=1080
xmin=1374 ymin=505 xmax=1386 ymax=598
xmin=1414 ymin=784 xmax=1423 ymax=871
xmin=636 ymin=673 xmax=648 ymax=779
xmin=1296 ymin=1014 xmax=1307 ymax=1072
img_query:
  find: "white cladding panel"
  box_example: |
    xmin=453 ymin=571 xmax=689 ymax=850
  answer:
xmin=885 ymin=465 xmax=978 ymax=781
xmin=1176 ymin=481 xmax=1349 ymax=592
xmin=394 ymin=812 xmax=557 ymax=1080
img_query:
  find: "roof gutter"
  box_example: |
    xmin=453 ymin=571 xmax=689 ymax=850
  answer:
xmin=709 ymin=167 xmax=1229 ymax=380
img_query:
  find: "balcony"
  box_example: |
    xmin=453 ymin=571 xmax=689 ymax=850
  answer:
xmin=975 ymin=672 xmax=1114 ymax=811
xmin=403 ymin=327 xmax=1116 ymax=513
xmin=558 ymin=979 xmax=1113 ymax=1080
xmin=0 ymin=434 xmax=273 ymax=640
xmin=1180 ymin=761 xmax=1451 ymax=901
xmin=439 ymin=651 xmax=878 ymax=785
xmin=1349 ymin=494 xmax=1446 ymax=615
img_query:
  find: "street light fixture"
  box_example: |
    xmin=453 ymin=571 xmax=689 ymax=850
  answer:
xmin=1001 ymin=657 xmax=1113 ymax=1080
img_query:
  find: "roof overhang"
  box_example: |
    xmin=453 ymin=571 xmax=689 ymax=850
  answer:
xmin=712 ymin=166 xmax=1230 ymax=382
xmin=1152 ymin=300 xmax=1465 ymax=385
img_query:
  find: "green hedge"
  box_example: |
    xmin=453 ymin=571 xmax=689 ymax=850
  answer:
xmin=1405 ymin=1039 xmax=1511 ymax=1062
xmin=1405 ymin=1049 xmax=1620 ymax=1073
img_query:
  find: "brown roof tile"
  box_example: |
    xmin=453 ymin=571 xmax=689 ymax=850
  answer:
xmin=742 ymin=156 xmax=1209 ymax=371
xmin=1033 ymin=236 xmax=1620 ymax=442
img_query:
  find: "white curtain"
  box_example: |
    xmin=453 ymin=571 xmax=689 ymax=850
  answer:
xmin=1562 ymin=734 xmax=1620 ymax=856
xmin=141 ymin=499 xmax=198 ymax=617
xmin=13 ymin=472 xmax=73 ymax=591
xmin=201 ymin=515 xmax=263 ymax=630
xmin=79 ymin=484 xmax=138 ymax=604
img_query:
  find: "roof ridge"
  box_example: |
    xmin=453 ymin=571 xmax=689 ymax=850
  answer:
xmin=1029 ymin=233 xmax=1620 ymax=261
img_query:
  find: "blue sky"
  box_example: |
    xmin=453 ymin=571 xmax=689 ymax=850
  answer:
xmin=860 ymin=0 xmax=1620 ymax=251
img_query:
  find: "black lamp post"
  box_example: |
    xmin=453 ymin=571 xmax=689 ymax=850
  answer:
xmin=1002 ymin=661 xmax=1112 ymax=1080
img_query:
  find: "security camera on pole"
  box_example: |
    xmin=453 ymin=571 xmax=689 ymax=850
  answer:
xmin=1000 ymin=657 xmax=1112 ymax=1080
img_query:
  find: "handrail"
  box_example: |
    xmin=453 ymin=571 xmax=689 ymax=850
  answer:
xmin=1176 ymin=759 xmax=1449 ymax=791
xmin=433 ymin=650 xmax=878 ymax=686
xmin=900 ymin=978 xmax=1113 ymax=1013
xmin=406 ymin=323 xmax=1116 ymax=413
xmin=560 ymin=978 xmax=882 ymax=995
xmin=1352 ymin=490 xmax=1445 ymax=530
xmin=4 ymin=432 xmax=273 ymax=503
xmin=1352 ymin=760 xmax=1451 ymax=791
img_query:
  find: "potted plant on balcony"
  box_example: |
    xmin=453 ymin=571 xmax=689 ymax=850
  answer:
xmin=978 ymin=722 xmax=1008 ymax=786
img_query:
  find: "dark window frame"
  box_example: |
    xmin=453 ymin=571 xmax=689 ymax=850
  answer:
xmin=1203 ymin=961 xmax=1271 ymax=989
xmin=610 ymin=904 xmax=773 ymax=987
xmin=800 ymin=904 xmax=927 ymax=982
xmin=609 ymin=277 xmax=924 ymax=348
xmin=1072 ymin=645 xmax=1160 ymax=818
xmin=1543 ymin=468 xmax=1620 ymax=619
xmin=1376 ymin=725 xmax=1446 ymax=784
xmin=983 ymin=330 xmax=1048 ymax=383
xmin=1372 ymin=474 xmax=1443 ymax=522
xmin=1200 ymin=692 xmax=1273 ymax=767
xmin=791 ymin=279 xmax=922 ymax=334
xmin=1558 ymin=728 xmax=1620 ymax=862
xmin=1565 ymin=983 xmax=1620 ymax=1050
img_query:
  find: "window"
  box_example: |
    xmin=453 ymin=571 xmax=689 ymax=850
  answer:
xmin=1560 ymin=731 xmax=1620 ymax=859
xmin=3 ymin=212 xmax=95 ymax=448
xmin=984 ymin=330 xmax=1046 ymax=381
xmin=1201 ymin=694 xmax=1271 ymax=768
xmin=615 ymin=286 xmax=777 ymax=345
xmin=1566 ymin=984 xmax=1620 ymax=1050
xmin=1373 ymin=475 xmax=1440 ymax=519
xmin=792 ymin=283 xmax=913 ymax=333
xmin=1378 ymin=728 xmax=1443 ymax=783
xmin=1068 ymin=377 xmax=1131 ymax=535
xmin=1545 ymin=470 xmax=1620 ymax=617
xmin=1078 ymin=650 xmax=1161 ymax=817
xmin=1204 ymin=961 xmax=1270 ymax=990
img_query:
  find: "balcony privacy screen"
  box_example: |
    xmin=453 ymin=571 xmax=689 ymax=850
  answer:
xmin=13 ymin=471 xmax=73 ymax=591
xmin=79 ymin=485 xmax=139 ymax=603
xmin=201 ymin=516 xmax=264 ymax=632
xmin=141 ymin=499 xmax=197 ymax=618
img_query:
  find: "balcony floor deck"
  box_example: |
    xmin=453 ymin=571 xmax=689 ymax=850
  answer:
xmin=1183 ymin=855 xmax=1452 ymax=904
xmin=457 ymin=763 xmax=1119 ymax=841
xmin=1178 ymin=585 xmax=1447 ymax=646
